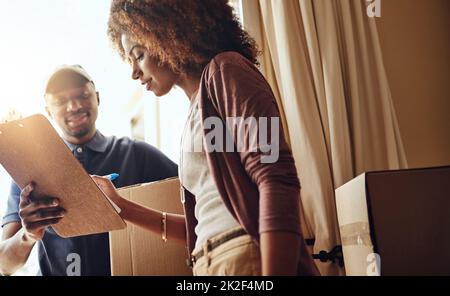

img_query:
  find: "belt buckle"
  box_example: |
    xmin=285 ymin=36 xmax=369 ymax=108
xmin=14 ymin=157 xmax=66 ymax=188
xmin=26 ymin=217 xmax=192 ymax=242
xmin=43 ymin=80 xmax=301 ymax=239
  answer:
xmin=187 ymin=229 xmax=246 ymax=268
xmin=188 ymin=248 xmax=203 ymax=268
xmin=187 ymin=253 xmax=198 ymax=268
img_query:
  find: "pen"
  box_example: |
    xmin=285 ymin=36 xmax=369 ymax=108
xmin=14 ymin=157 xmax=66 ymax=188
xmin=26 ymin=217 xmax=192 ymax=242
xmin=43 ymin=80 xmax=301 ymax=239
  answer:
xmin=101 ymin=173 xmax=121 ymax=214
xmin=106 ymin=173 xmax=119 ymax=181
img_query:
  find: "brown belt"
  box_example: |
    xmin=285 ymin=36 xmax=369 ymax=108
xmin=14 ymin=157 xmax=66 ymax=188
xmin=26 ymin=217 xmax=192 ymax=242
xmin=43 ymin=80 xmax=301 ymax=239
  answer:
xmin=190 ymin=229 xmax=247 ymax=265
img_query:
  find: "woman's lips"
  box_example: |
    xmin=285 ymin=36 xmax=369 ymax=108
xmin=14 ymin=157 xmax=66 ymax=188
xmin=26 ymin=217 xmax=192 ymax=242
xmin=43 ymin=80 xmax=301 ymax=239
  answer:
xmin=145 ymin=79 xmax=153 ymax=91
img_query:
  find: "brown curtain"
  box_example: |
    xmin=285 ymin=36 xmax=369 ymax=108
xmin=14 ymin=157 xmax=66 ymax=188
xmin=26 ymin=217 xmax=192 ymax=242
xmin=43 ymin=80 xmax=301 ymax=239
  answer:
xmin=242 ymin=0 xmax=408 ymax=275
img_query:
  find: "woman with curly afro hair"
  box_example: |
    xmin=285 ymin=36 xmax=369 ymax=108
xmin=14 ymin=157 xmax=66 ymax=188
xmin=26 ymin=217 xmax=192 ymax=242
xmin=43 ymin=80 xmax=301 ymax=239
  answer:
xmin=93 ymin=0 xmax=319 ymax=276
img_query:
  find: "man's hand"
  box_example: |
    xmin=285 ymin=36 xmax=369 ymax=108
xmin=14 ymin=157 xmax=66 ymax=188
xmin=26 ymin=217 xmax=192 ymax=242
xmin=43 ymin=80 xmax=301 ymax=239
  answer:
xmin=18 ymin=183 xmax=66 ymax=242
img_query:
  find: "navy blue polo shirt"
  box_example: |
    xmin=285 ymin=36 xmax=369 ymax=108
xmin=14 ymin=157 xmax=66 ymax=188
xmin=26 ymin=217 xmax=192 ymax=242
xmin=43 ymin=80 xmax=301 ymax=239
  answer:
xmin=1 ymin=131 xmax=178 ymax=276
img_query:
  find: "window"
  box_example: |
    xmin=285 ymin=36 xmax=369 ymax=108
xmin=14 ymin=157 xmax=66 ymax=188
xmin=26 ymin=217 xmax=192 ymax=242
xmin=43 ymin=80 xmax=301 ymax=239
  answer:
xmin=0 ymin=0 xmax=245 ymax=276
xmin=0 ymin=0 xmax=140 ymax=276
xmin=137 ymin=88 xmax=190 ymax=164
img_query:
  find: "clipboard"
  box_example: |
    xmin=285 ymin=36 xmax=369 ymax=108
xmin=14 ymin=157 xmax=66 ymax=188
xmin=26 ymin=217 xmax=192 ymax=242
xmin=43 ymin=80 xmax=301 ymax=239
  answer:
xmin=0 ymin=114 xmax=126 ymax=237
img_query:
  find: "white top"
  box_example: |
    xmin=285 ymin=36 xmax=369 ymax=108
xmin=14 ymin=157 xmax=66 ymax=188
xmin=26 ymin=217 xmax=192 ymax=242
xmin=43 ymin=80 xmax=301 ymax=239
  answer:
xmin=180 ymin=95 xmax=240 ymax=248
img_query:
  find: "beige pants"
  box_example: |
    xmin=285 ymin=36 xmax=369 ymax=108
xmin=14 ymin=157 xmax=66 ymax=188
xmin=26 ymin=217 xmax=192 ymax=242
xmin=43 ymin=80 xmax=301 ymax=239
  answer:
xmin=192 ymin=227 xmax=262 ymax=276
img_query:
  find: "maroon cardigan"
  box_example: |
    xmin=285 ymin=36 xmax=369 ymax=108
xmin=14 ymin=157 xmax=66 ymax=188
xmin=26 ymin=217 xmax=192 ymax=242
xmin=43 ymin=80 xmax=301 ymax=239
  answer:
xmin=181 ymin=52 xmax=319 ymax=276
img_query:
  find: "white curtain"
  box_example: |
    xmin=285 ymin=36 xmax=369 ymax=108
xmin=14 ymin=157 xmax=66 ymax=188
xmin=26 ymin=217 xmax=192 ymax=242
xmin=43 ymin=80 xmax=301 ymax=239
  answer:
xmin=242 ymin=0 xmax=408 ymax=275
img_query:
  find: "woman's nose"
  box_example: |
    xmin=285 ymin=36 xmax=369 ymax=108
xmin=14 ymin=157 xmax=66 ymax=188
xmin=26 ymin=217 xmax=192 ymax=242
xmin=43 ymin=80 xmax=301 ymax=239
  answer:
xmin=131 ymin=63 xmax=141 ymax=80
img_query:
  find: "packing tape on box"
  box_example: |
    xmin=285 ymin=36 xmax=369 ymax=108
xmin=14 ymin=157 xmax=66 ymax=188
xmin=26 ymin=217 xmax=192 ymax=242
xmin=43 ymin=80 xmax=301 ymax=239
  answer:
xmin=340 ymin=222 xmax=373 ymax=246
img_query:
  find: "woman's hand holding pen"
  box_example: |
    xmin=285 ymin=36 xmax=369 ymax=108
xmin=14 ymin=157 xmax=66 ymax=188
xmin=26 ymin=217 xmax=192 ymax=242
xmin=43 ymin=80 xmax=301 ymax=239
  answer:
xmin=92 ymin=175 xmax=187 ymax=244
xmin=91 ymin=175 xmax=125 ymax=211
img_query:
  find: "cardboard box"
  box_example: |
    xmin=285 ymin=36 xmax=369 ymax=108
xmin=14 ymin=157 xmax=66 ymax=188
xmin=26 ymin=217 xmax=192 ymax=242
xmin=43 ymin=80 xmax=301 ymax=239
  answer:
xmin=109 ymin=178 xmax=192 ymax=276
xmin=335 ymin=166 xmax=450 ymax=276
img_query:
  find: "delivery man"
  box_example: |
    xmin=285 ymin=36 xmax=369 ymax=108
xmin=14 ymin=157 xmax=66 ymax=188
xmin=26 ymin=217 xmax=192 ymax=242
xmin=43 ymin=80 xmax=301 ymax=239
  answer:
xmin=0 ymin=65 xmax=177 ymax=276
